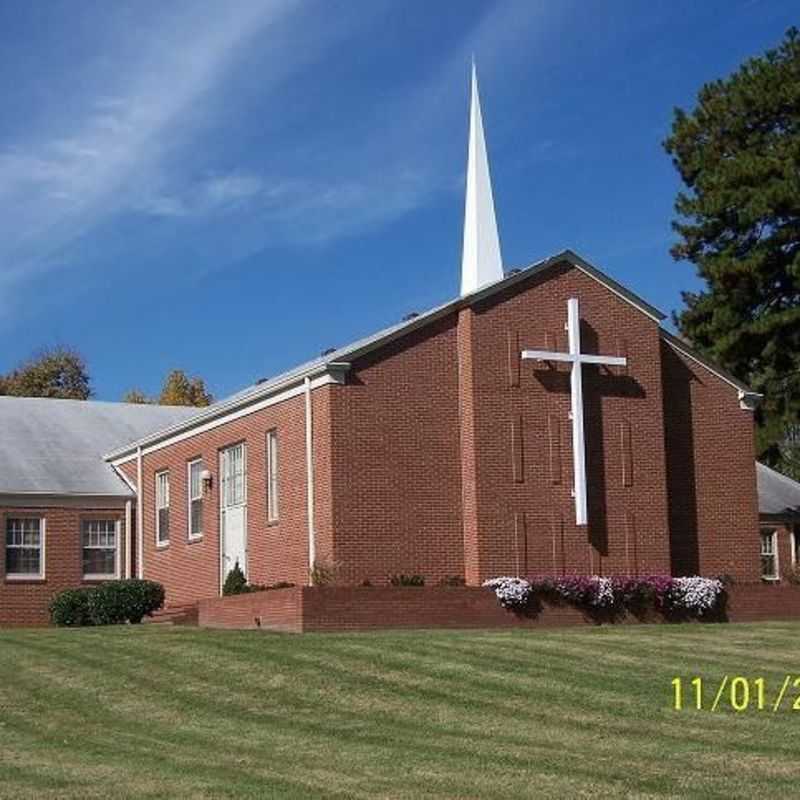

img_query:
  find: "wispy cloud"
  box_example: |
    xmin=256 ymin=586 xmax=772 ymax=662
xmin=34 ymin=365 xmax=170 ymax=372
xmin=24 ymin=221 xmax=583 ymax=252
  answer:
xmin=0 ymin=0 xmax=561 ymax=321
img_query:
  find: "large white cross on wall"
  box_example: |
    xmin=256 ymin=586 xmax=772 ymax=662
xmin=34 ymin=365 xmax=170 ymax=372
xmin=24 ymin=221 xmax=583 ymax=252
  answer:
xmin=521 ymin=298 xmax=627 ymax=526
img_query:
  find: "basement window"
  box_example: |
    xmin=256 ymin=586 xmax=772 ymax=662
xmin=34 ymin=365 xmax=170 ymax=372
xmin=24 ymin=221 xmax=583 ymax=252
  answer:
xmin=82 ymin=519 xmax=119 ymax=580
xmin=5 ymin=518 xmax=45 ymax=580
xmin=760 ymin=528 xmax=779 ymax=581
xmin=156 ymin=470 xmax=170 ymax=546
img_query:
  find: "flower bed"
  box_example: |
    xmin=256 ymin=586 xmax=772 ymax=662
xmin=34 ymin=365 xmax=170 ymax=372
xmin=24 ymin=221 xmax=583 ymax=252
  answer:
xmin=483 ymin=575 xmax=727 ymax=621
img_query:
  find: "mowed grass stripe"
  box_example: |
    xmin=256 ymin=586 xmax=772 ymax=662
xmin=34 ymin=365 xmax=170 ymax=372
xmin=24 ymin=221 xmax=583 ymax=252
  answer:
xmin=2 ymin=624 xmax=800 ymax=798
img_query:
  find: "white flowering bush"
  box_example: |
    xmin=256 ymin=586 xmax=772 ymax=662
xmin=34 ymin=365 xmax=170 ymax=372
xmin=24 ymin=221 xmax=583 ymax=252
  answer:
xmin=482 ymin=574 xmax=727 ymax=619
xmin=592 ymin=577 xmax=615 ymax=608
xmin=482 ymin=577 xmax=532 ymax=610
xmin=668 ymin=576 xmax=724 ymax=615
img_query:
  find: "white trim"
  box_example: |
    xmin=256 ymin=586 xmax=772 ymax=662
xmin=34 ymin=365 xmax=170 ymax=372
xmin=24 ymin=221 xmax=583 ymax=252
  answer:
xmin=4 ymin=516 xmax=46 ymax=581
xmin=219 ymin=442 xmax=248 ymax=593
xmin=108 ymin=372 xmax=344 ymax=466
xmin=124 ymin=500 xmax=132 ymax=578
xmin=791 ymin=526 xmax=798 ymax=569
xmin=760 ymin=526 xmax=780 ymax=581
xmin=136 ymin=447 xmax=143 ymax=579
xmin=112 ymin=464 xmax=137 ymax=493
xmin=187 ymin=458 xmax=204 ymax=541
xmin=266 ymin=429 xmax=279 ymax=523
xmin=304 ymin=377 xmax=316 ymax=581
xmin=661 ymin=332 xmax=760 ymax=404
xmin=155 ymin=469 xmax=170 ymax=547
xmin=81 ymin=518 xmax=121 ymax=581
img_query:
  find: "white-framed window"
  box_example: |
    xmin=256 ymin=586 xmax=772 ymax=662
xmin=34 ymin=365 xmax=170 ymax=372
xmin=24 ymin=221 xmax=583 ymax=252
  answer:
xmin=760 ymin=528 xmax=779 ymax=581
xmin=266 ymin=430 xmax=279 ymax=522
xmin=792 ymin=525 xmax=799 ymax=568
xmin=155 ymin=470 xmax=170 ymax=546
xmin=5 ymin=517 xmax=45 ymax=579
xmin=221 ymin=442 xmax=246 ymax=508
xmin=188 ymin=459 xmax=204 ymax=539
xmin=82 ymin=519 xmax=120 ymax=579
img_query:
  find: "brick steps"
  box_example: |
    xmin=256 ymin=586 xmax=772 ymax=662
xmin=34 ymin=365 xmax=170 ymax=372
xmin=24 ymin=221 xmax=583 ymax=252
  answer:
xmin=144 ymin=602 xmax=199 ymax=626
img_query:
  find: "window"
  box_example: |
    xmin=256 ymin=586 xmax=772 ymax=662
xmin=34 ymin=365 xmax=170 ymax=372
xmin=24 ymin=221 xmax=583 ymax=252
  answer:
xmin=82 ymin=519 xmax=119 ymax=579
xmin=221 ymin=443 xmax=246 ymax=507
xmin=760 ymin=528 xmax=778 ymax=581
xmin=188 ymin=459 xmax=204 ymax=539
xmin=5 ymin=518 xmax=45 ymax=579
xmin=266 ymin=430 xmax=279 ymax=522
xmin=156 ymin=470 xmax=170 ymax=545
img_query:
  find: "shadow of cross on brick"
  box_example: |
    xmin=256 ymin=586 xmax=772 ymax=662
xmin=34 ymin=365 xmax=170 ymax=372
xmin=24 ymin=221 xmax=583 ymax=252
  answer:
xmin=522 ymin=297 xmax=645 ymax=558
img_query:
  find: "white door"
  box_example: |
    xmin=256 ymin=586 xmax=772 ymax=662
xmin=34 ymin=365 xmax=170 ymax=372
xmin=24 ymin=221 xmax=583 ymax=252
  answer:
xmin=220 ymin=442 xmax=247 ymax=588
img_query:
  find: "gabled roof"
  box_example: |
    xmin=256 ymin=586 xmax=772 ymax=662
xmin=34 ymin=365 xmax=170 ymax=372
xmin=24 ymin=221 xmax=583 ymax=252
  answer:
xmin=112 ymin=249 xmax=751 ymax=461
xmin=0 ymin=397 xmax=197 ymax=497
xmin=659 ymin=329 xmax=760 ymax=404
xmin=758 ymin=462 xmax=800 ymax=520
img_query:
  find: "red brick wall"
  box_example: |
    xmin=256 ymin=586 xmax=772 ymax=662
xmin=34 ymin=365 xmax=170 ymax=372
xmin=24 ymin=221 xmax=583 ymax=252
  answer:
xmin=123 ymin=258 xmax=761 ymax=605
xmin=328 ymin=314 xmax=465 ymax=586
xmin=132 ymin=389 xmax=327 ymax=606
xmin=0 ymin=506 xmax=124 ymax=625
xmin=462 ymin=262 xmax=673 ymax=581
xmin=197 ymin=584 xmax=800 ymax=632
xmin=661 ymin=341 xmax=760 ymax=580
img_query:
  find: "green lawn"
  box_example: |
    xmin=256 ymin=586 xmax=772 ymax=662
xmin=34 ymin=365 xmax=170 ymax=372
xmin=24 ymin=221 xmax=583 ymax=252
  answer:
xmin=1 ymin=624 xmax=800 ymax=799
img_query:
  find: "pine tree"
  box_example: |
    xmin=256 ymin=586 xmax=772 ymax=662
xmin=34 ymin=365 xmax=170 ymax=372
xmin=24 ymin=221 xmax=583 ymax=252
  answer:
xmin=664 ymin=28 xmax=800 ymax=469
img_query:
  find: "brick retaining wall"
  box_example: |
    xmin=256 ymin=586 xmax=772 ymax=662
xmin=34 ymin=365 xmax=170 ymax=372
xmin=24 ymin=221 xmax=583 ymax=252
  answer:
xmin=197 ymin=584 xmax=800 ymax=633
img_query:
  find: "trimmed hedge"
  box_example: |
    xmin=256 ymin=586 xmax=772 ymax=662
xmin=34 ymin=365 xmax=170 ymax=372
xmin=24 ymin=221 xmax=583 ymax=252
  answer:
xmin=49 ymin=580 xmax=165 ymax=626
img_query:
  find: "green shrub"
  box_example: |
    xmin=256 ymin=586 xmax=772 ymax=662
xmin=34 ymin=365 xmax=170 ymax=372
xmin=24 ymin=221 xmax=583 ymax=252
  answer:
xmin=49 ymin=580 xmax=164 ymax=626
xmin=49 ymin=588 xmax=93 ymax=626
xmin=389 ymin=574 xmax=425 ymax=587
xmin=223 ymin=562 xmax=248 ymax=595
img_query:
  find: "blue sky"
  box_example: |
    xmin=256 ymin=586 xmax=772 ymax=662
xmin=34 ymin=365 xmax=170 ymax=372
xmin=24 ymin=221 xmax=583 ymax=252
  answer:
xmin=0 ymin=0 xmax=796 ymax=401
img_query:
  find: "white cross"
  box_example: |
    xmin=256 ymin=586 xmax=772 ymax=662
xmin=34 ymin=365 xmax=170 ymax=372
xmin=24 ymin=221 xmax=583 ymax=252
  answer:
xmin=521 ymin=297 xmax=627 ymax=526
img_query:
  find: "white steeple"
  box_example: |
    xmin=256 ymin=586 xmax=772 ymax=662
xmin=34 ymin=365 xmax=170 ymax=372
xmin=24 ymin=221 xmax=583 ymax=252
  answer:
xmin=460 ymin=61 xmax=503 ymax=297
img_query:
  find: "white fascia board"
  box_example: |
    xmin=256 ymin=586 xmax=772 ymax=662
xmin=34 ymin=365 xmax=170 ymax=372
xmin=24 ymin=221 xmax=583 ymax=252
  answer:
xmin=109 ymin=370 xmax=345 ymax=466
xmin=661 ymin=332 xmax=761 ymax=406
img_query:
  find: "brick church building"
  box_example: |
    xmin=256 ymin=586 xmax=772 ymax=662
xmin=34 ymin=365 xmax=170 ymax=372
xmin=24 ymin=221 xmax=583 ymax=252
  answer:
xmin=2 ymin=69 xmax=798 ymax=625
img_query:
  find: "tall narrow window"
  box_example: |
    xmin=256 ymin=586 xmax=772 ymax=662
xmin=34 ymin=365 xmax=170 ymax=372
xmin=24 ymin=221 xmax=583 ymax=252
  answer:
xmin=5 ymin=518 xmax=44 ymax=579
xmin=222 ymin=443 xmax=246 ymax=507
xmin=188 ymin=459 xmax=203 ymax=539
xmin=760 ymin=528 xmax=778 ymax=581
xmin=266 ymin=430 xmax=279 ymax=522
xmin=156 ymin=470 xmax=170 ymax=545
xmin=82 ymin=519 xmax=119 ymax=579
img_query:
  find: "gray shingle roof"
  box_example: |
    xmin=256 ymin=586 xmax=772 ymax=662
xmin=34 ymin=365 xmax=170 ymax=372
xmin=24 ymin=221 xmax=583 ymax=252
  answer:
xmin=757 ymin=462 xmax=800 ymax=519
xmin=0 ymin=397 xmax=198 ymax=497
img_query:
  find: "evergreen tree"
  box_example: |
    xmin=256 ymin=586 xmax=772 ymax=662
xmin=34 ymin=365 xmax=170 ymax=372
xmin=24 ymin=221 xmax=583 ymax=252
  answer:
xmin=664 ymin=28 xmax=800 ymax=468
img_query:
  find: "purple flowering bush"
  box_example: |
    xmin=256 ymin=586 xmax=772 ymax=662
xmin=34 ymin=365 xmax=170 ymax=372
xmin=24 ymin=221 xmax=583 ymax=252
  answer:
xmin=482 ymin=574 xmax=726 ymax=620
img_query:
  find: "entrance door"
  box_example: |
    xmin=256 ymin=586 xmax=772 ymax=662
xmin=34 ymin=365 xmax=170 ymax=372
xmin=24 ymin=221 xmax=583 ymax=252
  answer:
xmin=220 ymin=442 xmax=247 ymax=589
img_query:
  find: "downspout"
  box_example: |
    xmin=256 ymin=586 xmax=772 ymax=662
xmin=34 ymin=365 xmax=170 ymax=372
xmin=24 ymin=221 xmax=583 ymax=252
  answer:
xmin=304 ymin=376 xmax=316 ymax=584
xmin=124 ymin=499 xmax=132 ymax=578
xmin=136 ymin=446 xmax=144 ymax=580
